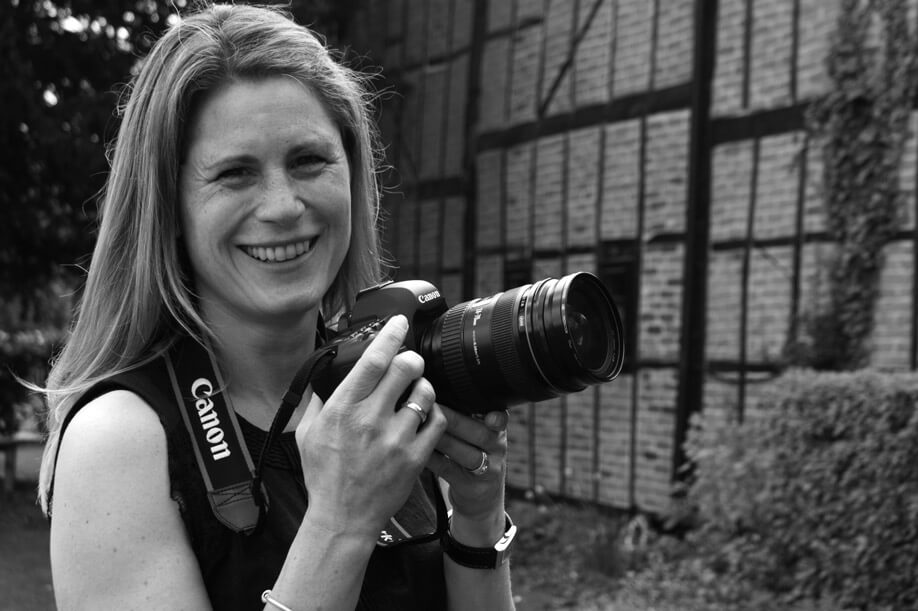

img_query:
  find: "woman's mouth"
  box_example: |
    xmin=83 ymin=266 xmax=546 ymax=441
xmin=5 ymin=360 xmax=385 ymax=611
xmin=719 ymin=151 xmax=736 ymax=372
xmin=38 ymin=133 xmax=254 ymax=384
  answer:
xmin=242 ymin=237 xmax=316 ymax=262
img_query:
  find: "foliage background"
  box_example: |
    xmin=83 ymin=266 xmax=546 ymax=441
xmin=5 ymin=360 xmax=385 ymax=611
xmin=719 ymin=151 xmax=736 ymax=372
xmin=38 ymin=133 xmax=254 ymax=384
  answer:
xmin=789 ymin=0 xmax=918 ymax=371
xmin=660 ymin=370 xmax=918 ymax=610
xmin=0 ymin=0 xmax=354 ymax=434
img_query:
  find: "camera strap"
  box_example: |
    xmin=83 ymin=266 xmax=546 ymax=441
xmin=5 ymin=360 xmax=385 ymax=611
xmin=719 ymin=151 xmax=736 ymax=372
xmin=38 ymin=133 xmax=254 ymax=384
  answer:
xmin=167 ymin=331 xmax=449 ymax=545
xmin=165 ymin=336 xmax=263 ymax=534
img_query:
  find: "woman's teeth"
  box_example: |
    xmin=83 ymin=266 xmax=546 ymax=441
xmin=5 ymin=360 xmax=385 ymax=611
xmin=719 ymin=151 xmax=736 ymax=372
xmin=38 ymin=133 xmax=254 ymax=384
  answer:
xmin=244 ymin=238 xmax=314 ymax=262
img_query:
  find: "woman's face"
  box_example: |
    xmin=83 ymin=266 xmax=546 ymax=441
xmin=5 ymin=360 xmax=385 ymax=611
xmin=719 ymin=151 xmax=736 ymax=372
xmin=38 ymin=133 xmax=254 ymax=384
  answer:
xmin=179 ymin=77 xmax=351 ymax=326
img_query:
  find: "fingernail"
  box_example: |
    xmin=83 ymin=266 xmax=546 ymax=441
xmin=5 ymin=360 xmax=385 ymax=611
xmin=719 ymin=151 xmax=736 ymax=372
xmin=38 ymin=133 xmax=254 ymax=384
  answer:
xmin=486 ymin=411 xmax=508 ymax=429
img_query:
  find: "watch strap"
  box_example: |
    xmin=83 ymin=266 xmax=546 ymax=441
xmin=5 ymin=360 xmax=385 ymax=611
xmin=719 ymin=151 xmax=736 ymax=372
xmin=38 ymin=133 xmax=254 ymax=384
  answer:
xmin=441 ymin=511 xmax=516 ymax=569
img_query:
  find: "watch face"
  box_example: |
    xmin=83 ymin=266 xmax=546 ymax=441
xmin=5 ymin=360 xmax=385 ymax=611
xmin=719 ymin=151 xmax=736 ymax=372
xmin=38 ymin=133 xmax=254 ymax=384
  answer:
xmin=495 ymin=523 xmax=518 ymax=553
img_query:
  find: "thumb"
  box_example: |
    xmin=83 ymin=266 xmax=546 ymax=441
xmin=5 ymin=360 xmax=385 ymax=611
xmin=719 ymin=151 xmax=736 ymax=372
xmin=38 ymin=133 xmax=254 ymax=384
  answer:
xmin=295 ymin=392 xmax=325 ymax=443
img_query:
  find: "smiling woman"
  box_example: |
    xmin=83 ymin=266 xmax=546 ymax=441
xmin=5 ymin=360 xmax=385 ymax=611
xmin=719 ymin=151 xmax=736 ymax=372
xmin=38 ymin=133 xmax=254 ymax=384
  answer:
xmin=36 ymin=3 xmax=516 ymax=611
xmin=179 ymin=78 xmax=352 ymax=327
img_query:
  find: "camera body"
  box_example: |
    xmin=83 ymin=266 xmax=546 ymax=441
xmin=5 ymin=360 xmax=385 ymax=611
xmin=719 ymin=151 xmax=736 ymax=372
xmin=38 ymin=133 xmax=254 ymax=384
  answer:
xmin=311 ymin=273 xmax=624 ymax=414
xmin=310 ymin=280 xmax=449 ymax=405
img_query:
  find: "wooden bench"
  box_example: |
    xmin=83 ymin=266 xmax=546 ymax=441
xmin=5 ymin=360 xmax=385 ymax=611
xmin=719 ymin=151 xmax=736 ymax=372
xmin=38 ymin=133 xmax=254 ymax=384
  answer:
xmin=0 ymin=430 xmax=44 ymax=495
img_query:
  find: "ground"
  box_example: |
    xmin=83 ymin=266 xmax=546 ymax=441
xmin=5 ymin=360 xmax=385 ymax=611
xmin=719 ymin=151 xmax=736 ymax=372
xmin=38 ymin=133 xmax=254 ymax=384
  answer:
xmin=0 ymin=485 xmax=625 ymax=610
xmin=507 ymin=494 xmax=629 ymax=610
xmin=0 ymin=485 xmax=54 ymax=611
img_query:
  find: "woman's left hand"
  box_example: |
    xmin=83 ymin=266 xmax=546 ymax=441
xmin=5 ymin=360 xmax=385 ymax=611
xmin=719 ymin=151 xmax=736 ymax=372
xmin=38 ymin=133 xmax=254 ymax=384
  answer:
xmin=426 ymin=407 xmax=509 ymax=523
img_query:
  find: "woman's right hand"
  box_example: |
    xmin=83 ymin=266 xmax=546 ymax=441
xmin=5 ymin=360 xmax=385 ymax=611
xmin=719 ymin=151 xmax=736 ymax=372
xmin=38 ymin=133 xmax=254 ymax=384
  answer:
xmin=294 ymin=315 xmax=447 ymax=540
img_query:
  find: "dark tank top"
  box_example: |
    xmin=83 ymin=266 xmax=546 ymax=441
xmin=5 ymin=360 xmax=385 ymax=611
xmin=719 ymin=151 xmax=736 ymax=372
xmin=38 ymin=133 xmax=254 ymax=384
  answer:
xmin=55 ymin=356 xmax=447 ymax=610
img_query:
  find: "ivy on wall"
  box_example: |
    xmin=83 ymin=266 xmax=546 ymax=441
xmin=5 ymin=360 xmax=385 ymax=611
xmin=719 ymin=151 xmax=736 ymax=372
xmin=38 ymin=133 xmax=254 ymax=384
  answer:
xmin=791 ymin=0 xmax=918 ymax=370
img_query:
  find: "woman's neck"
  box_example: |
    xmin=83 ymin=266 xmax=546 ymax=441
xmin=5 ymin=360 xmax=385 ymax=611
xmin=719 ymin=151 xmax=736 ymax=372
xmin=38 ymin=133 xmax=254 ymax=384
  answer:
xmin=201 ymin=304 xmax=321 ymax=430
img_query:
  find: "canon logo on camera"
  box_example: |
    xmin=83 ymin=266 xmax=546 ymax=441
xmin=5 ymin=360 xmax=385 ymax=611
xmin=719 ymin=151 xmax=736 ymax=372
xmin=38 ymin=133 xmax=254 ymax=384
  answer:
xmin=418 ymin=289 xmax=441 ymax=304
xmin=190 ymin=377 xmax=232 ymax=461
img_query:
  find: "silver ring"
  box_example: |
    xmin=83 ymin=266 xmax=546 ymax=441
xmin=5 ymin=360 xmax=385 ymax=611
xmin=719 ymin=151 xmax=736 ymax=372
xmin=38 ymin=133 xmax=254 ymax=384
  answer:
xmin=468 ymin=450 xmax=489 ymax=476
xmin=402 ymin=401 xmax=427 ymax=425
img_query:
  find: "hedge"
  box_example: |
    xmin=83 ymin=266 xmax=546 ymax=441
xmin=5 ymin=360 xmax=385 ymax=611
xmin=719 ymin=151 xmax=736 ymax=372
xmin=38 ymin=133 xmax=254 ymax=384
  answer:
xmin=683 ymin=370 xmax=918 ymax=610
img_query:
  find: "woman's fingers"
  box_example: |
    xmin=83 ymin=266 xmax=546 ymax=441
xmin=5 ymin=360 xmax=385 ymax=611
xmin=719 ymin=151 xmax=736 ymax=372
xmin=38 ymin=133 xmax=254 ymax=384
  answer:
xmin=426 ymin=406 xmax=508 ymax=474
xmin=482 ymin=410 xmax=510 ymax=432
xmin=339 ymin=315 xmax=409 ymax=391
xmin=370 ymin=349 xmax=425 ymax=414
xmin=441 ymin=406 xmax=507 ymax=447
xmin=395 ymin=378 xmax=437 ymax=430
xmin=434 ymin=431 xmax=502 ymax=473
xmin=325 ymin=315 xmax=424 ymax=411
xmin=426 ymin=407 xmax=509 ymax=521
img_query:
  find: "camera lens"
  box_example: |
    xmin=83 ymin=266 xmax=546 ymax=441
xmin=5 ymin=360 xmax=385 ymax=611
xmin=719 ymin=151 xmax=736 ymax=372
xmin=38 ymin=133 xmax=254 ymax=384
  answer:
xmin=564 ymin=273 xmax=621 ymax=376
xmin=419 ymin=272 xmax=624 ymax=412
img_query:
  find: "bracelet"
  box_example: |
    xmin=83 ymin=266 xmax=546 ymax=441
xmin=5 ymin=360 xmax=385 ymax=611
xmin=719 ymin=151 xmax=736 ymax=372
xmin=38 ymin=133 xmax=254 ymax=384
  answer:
xmin=261 ymin=590 xmax=296 ymax=611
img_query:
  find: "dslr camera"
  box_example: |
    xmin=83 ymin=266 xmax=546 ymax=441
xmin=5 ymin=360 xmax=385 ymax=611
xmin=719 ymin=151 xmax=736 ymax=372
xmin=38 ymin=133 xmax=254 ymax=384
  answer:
xmin=311 ymin=272 xmax=624 ymax=413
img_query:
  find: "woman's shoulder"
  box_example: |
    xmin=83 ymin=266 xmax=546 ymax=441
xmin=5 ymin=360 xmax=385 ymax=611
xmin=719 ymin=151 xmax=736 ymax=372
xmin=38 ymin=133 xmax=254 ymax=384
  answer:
xmin=51 ymin=356 xmax=188 ymax=514
xmin=65 ymin=388 xmax=166 ymax=445
xmin=52 ymin=389 xmax=175 ymax=541
xmin=56 ymin=388 xmax=171 ymax=489
xmin=60 ymin=357 xmax=181 ymax=443
xmin=52 ymin=382 xmax=189 ymax=530
xmin=71 ymin=357 xmax=173 ymax=416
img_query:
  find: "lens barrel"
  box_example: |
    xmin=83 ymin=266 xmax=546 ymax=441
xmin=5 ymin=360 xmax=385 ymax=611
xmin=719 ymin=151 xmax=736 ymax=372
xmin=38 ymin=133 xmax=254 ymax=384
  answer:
xmin=419 ymin=272 xmax=624 ymax=413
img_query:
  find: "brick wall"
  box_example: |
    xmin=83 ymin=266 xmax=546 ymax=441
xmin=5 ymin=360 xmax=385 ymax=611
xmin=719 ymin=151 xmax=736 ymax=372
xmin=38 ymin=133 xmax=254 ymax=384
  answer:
xmin=345 ymin=0 xmax=918 ymax=515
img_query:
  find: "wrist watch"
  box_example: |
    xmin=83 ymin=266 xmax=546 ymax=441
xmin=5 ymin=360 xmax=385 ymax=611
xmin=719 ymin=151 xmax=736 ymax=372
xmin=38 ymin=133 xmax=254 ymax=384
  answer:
xmin=441 ymin=511 xmax=517 ymax=569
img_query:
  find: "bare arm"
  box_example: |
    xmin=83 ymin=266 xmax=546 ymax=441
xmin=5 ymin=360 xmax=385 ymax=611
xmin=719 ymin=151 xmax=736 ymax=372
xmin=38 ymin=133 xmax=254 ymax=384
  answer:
xmin=444 ymin=506 xmax=516 ymax=611
xmin=51 ymin=390 xmax=211 ymax=610
xmin=430 ymin=409 xmax=516 ymax=611
xmin=50 ymin=390 xmax=392 ymax=611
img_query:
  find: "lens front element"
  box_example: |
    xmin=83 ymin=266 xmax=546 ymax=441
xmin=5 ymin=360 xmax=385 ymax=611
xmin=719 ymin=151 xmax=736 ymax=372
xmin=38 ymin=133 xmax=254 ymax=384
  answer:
xmin=562 ymin=273 xmax=622 ymax=380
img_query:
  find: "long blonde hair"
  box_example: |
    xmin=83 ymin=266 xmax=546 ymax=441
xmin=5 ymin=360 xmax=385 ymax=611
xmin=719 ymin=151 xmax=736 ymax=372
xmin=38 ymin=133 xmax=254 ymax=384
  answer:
xmin=38 ymin=3 xmax=384 ymax=511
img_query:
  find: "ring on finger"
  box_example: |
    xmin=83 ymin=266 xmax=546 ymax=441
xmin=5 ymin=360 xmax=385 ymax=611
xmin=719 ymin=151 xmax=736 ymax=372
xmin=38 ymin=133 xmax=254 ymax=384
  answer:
xmin=467 ymin=450 xmax=489 ymax=476
xmin=402 ymin=400 xmax=428 ymax=425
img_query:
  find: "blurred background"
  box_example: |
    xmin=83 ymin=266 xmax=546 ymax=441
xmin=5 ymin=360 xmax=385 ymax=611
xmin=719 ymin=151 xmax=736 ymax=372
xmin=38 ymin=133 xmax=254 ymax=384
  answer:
xmin=3 ymin=0 xmax=918 ymax=609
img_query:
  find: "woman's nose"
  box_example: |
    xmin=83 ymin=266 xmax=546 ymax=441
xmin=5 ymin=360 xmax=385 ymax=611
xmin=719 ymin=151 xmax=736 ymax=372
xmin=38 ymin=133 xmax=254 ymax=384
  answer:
xmin=254 ymin=172 xmax=304 ymax=222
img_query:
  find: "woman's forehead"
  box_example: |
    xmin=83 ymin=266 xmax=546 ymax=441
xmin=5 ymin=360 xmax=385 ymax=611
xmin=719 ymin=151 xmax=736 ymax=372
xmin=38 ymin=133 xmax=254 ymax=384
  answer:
xmin=184 ymin=77 xmax=343 ymax=160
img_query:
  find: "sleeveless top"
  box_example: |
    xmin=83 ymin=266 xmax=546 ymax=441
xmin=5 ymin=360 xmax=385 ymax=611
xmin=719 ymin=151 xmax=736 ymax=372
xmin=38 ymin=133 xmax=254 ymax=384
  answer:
xmin=54 ymin=355 xmax=448 ymax=610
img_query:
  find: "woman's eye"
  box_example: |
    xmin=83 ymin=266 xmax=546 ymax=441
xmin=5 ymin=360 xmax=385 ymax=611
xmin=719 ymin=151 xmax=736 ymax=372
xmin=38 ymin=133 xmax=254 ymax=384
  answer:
xmin=218 ymin=167 xmax=249 ymax=180
xmin=293 ymin=155 xmax=327 ymax=171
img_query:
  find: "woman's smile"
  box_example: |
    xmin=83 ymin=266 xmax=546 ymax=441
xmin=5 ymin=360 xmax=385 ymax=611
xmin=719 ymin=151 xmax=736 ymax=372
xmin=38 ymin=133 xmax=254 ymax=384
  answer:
xmin=241 ymin=236 xmax=318 ymax=263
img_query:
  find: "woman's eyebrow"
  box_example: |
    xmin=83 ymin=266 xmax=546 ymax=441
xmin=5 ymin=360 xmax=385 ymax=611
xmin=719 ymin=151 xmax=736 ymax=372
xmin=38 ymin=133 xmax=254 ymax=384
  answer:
xmin=197 ymin=153 xmax=255 ymax=172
